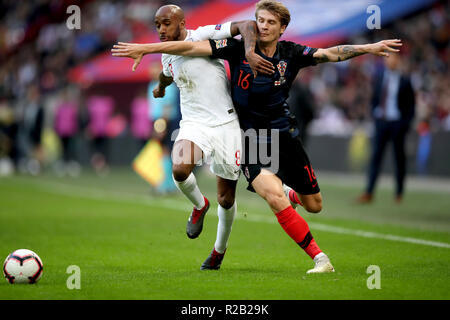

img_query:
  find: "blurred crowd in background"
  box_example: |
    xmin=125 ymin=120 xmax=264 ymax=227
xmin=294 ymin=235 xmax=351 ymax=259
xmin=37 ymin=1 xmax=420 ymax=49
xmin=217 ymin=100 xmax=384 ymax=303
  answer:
xmin=297 ymin=3 xmax=449 ymax=136
xmin=0 ymin=0 xmax=448 ymax=178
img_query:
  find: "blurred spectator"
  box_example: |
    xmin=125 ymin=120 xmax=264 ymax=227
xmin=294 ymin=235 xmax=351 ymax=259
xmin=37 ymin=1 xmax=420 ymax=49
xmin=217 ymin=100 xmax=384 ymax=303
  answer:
xmin=148 ymin=63 xmax=180 ymax=148
xmin=86 ymin=94 xmax=114 ymax=174
xmin=304 ymin=3 xmax=449 ymax=134
xmin=130 ymin=90 xmax=152 ymax=149
xmin=356 ymin=53 xmax=416 ymax=204
xmin=0 ymin=99 xmax=17 ymax=175
xmin=105 ymin=111 xmax=127 ymax=139
xmin=53 ymin=87 xmax=81 ymax=176
xmin=148 ymin=62 xmax=181 ymax=193
xmin=17 ymin=85 xmax=45 ymax=175
xmin=416 ymin=119 xmax=432 ymax=175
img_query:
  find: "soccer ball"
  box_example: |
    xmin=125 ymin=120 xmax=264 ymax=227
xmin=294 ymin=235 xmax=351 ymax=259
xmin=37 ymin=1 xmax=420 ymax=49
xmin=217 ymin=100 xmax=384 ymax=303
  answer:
xmin=3 ymin=249 xmax=43 ymax=284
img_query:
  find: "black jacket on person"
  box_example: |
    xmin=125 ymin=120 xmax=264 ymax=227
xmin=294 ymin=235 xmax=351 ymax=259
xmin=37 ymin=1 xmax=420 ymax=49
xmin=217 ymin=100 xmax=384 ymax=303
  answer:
xmin=371 ymin=68 xmax=415 ymax=122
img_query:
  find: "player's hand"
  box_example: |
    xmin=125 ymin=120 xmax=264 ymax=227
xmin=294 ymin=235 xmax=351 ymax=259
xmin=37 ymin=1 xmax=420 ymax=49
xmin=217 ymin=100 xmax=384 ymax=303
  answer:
xmin=111 ymin=42 xmax=145 ymax=71
xmin=245 ymin=51 xmax=275 ymax=77
xmin=153 ymin=86 xmax=165 ymax=98
xmin=366 ymin=39 xmax=402 ymax=57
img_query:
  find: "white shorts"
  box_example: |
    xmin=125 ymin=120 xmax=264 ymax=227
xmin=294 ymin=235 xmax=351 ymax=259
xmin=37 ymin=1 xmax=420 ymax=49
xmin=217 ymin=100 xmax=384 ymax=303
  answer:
xmin=174 ymin=119 xmax=242 ymax=181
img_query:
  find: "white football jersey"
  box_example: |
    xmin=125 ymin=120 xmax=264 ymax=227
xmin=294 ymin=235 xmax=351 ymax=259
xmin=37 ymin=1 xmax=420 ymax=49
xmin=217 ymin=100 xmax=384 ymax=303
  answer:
xmin=161 ymin=21 xmax=237 ymax=126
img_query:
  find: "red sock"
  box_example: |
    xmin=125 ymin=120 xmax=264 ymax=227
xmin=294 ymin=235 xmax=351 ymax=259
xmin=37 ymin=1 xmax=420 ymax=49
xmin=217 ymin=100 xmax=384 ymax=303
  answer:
xmin=275 ymin=206 xmax=322 ymax=259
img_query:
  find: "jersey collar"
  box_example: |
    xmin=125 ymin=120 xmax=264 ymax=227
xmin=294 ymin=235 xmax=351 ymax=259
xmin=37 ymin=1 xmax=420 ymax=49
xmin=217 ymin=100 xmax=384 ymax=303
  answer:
xmin=256 ymin=42 xmax=280 ymax=61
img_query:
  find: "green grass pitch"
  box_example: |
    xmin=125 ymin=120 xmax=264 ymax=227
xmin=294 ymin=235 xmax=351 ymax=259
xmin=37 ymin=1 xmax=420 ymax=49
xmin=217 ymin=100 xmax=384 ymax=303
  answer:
xmin=0 ymin=168 xmax=449 ymax=299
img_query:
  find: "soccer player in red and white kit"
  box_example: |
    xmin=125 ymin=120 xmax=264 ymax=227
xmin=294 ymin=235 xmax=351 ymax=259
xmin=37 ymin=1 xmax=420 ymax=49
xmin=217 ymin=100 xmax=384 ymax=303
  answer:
xmin=114 ymin=5 xmax=273 ymax=270
xmin=113 ymin=1 xmax=401 ymax=273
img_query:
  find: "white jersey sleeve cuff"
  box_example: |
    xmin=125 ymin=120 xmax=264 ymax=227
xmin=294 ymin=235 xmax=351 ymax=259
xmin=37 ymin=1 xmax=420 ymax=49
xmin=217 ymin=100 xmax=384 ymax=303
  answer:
xmin=195 ymin=21 xmax=233 ymax=41
xmin=219 ymin=21 xmax=232 ymax=39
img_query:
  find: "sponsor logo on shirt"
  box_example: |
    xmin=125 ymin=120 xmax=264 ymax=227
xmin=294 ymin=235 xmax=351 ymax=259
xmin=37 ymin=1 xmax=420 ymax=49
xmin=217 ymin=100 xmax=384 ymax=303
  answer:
xmin=215 ymin=39 xmax=228 ymax=49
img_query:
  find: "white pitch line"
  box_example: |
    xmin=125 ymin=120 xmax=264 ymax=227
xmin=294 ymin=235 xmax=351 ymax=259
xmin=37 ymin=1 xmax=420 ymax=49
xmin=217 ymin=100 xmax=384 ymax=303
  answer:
xmin=238 ymin=214 xmax=450 ymax=248
xmin=307 ymin=223 xmax=450 ymax=249
xmin=7 ymin=177 xmax=450 ymax=249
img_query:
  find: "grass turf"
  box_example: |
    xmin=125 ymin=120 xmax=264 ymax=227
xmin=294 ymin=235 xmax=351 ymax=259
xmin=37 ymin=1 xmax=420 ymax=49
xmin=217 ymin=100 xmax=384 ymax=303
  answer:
xmin=0 ymin=168 xmax=449 ymax=299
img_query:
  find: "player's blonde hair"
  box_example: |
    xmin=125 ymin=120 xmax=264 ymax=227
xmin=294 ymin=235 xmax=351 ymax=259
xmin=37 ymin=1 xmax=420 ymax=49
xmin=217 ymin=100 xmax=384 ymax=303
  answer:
xmin=255 ymin=0 xmax=291 ymax=28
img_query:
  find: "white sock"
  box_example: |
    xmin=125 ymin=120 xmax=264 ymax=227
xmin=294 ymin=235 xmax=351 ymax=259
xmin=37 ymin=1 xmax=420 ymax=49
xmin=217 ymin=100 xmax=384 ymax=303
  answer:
xmin=314 ymin=252 xmax=326 ymax=261
xmin=173 ymin=173 xmax=205 ymax=209
xmin=214 ymin=202 xmax=236 ymax=254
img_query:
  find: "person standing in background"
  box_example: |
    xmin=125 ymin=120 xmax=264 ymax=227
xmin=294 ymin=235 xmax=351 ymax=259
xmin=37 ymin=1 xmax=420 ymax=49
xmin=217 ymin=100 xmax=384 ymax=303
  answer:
xmin=0 ymin=99 xmax=18 ymax=175
xmin=147 ymin=62 xmax=181 ymax=194
xmin=130 ymin=89 xmax=152 ymax=149
xmin=357 ymin=53 xmax=415 ymax=204
xmin=54 ymin=87 xmax=81 ymax=176
xmin=415 ymin=119 xmax=432 ymax=175
xmin=17 ymin=85 xmax=45 ymax=175
xmin=86 ymin=95 xmax=114 ymax=175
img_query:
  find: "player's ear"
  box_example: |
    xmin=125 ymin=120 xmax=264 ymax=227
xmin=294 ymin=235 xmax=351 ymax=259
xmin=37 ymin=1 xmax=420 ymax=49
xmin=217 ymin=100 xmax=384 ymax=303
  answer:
xmin=179 ymin=19 xmax=185 ymax=29
xmin=280 ymin=25 xmax=287 ymax=36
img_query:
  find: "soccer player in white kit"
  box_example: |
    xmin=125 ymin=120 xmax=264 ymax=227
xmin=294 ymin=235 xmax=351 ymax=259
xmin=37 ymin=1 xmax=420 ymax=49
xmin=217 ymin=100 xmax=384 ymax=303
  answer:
xmin=113 ymin=5 xmax=274 ymax=270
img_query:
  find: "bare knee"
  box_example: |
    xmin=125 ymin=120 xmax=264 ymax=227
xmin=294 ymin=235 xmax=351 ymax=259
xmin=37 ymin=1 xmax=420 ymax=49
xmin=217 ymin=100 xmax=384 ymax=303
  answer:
xmin=304 ymin=199 xmax=322 ymax=213
xmin=300 ymin=193 xmax=323 ymax=214
xmin=217 ymin=192 xmax=235 ymax=209
xmin=172 ymin=164 xmax=191 ymax=182
xmin=251 ymin=171 xmax=290 ymax=213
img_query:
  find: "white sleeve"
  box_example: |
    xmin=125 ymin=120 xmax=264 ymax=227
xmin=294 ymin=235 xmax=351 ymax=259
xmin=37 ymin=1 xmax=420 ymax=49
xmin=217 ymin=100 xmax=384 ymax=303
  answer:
xmin=161 ymin=54 xmax=172 ymax=78
xmin=193 ymin=21 xmax=232 ymax=41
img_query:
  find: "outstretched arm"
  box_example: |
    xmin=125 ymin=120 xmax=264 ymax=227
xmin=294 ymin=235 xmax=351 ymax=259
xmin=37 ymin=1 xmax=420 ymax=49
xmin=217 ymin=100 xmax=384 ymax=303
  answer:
xmin=111 ymin=41 xmax=212 ymax=71
xmin=230 ymin=20 xmax=274 ymax=76
xmin=112 ymin=22 xmax=274 ymax=75
xmin=313 ymin=39 xmax=402 ymax=63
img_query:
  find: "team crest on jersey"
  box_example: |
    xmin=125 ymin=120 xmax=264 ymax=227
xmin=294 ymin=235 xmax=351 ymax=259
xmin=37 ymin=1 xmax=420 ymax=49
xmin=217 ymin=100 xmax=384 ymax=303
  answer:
xmin=215 ymin=39 xmax=227 ymax=49
xmin=215 ymin=24 xmax=222 ymax=30
xmin=275 ymin=60 xmax=287 ymax=86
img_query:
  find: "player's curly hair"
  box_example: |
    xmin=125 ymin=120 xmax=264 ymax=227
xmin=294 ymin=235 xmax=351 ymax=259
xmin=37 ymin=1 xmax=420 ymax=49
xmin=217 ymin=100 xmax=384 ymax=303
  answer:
xmin=255 ymin=0 xmax=291 ymax=28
